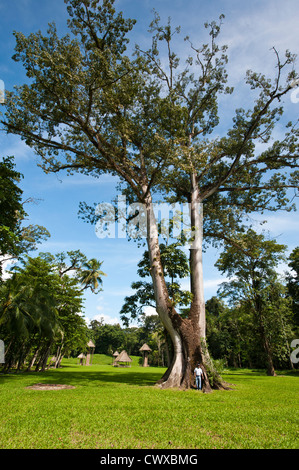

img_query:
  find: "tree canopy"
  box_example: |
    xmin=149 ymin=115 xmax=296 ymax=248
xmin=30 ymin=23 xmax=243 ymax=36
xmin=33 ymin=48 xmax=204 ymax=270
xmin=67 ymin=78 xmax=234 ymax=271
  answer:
xmin=0 ymin=252 xmax=97 ymax=372
xmin=0 ymin=156 xmax=51 ymax=279
xmin=216 ymin=230 xmax=294 ymax=375
xmin=0 ymin=156 xmax=25 ymax=261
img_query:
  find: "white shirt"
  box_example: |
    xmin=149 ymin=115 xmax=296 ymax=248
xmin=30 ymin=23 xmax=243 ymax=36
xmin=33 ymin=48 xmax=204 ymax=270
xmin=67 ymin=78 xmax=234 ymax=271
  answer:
xmin=194 ymin=367 xmax=203 ymax=376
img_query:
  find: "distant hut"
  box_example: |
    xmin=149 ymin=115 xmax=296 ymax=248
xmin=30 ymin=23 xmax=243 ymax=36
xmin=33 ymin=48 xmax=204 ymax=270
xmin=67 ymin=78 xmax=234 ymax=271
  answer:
xmin=139 ymin=343 xmax=152 ymax=367
xmin=77 ymin=353 xmax=86 ymax=365
xmin=86 ymin=340 xmax=95 ymax=366
xmin=114 ymin=350 xmax=132 ymax=367
xmin=112 ymin=350 xmax=119 ymax=366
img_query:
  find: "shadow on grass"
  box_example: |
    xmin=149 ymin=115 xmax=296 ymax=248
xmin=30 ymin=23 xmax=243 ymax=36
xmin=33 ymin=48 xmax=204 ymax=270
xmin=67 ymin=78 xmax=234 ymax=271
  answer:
xmin=0 ymin=365 xmax=166 ymax=388
xmin=1 ymin=366 xmax=297 ymax=389
xmin=223 ymin=368 xmax=299 ymax=379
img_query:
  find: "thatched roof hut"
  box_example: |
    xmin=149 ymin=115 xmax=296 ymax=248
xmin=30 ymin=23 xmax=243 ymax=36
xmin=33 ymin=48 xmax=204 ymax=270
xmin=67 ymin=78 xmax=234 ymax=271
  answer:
xmin=77 ymin=353 xmax=86 ymax=365
xmin=140 ymin=343 xmax=152 ymax=352
xmin=112 ymin=350 xmax=119 ymax=366
xmin=114 ymin=350 xmax=132 ymax=367
xmin=139 ymin=343 xmax=152 ymax=367
xmin=86 ymin=340 xmax=95 ymax=365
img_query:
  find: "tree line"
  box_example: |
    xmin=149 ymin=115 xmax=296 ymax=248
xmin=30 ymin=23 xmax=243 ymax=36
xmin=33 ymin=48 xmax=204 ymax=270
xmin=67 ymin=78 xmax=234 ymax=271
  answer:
xmin=0 ymin=252 xmax=106 ymax=372
xmin=0 ymin=155 xmax=106 ymax=371
xmin=119 ymin=236 xmax=299 ymax=375
xmin=89 ymin=315 xmax=169 ymax=367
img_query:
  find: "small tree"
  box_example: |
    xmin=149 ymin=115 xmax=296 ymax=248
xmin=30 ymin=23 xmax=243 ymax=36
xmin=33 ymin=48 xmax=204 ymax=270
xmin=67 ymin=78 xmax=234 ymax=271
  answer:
xmin=0 ymin=156 xmax=25 ymax=265
xmin=216 ymin=230 xmax=294 ymax=375
xmin=0 ymin=156 xmax=50 ymax=279
xmin=286 ymin=247 xmax=299 ymax=332
xmin=120 ymin=240 xmax=191 ymax=326
xmin=40 ymin=250 xmax=106 ymax=293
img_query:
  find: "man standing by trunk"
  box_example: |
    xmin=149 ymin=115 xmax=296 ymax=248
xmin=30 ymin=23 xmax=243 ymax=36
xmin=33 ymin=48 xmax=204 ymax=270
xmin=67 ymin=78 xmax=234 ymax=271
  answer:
xmin=194 ymin=363 xmax=203 ymax=390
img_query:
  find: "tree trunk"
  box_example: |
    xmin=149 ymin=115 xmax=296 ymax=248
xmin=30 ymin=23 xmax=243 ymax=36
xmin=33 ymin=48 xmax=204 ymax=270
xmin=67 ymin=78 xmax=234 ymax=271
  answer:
xmin=17 ymin=341 xmax=31 ymax=371
xmin=54 ymin=342 xmax=64 ymax=368
xmin=186 ymin=177 xmax=228 ymax=390
xmin=144 ymin=191 xmax=184 ymax=387
xmin=260 ymin=325 xmax=276 ymax=376
xmin=35 ymin=340 xmax=52 ymax=372
xmin=144 ymin=190 xmax=229 ymax=391
xmin=40 ymin=340 xmax=53 ymax=372
xmin=189 ymin=177 xmax=206 ymax=337
xmin=254 ymin=294 xmax=277 ymax=376
xmin=26 ymin=340 xmax=41 ymax=371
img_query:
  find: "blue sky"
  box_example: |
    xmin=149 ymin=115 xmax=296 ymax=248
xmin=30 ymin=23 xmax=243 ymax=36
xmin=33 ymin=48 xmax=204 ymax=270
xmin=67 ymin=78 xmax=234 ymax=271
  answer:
xmin=0 ymin=0 xmax=298 ymax=326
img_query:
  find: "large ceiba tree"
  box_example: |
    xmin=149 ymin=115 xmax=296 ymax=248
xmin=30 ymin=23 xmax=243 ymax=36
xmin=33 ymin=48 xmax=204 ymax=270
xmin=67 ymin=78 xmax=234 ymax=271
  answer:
xmin=1 ymin=0 xmax=298 ymax=391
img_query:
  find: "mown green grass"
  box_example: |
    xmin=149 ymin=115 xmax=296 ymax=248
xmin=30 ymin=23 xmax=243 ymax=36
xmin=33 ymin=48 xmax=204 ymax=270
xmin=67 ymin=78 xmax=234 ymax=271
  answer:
xmin=0 ymin=357 xmax=298 ymax=449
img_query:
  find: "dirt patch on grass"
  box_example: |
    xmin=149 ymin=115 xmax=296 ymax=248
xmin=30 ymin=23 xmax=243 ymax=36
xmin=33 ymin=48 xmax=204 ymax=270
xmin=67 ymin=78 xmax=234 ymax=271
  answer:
xmin=26 ymin=383 xmax=75 ymax=391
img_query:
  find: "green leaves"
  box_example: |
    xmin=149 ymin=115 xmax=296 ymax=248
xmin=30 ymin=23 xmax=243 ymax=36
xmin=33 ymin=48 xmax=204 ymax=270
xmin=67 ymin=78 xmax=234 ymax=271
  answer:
xmin=65 ymin=0 xmax=136 ymax=55
xmin=120 ymin=241 xmax=191 ymax=325
xmin=78 ymin=257 xmax=106 ymax=293
xmin=39 ymin=249 xmax=106 ymax=294
xmin=0 ymin=254 xmax=90 ymax=370
xmin=216 ymin=229 xmax=287 ymax=280
xmin=0 ymin=156 xmax=25 ymax=257
xmin=286 ymin=246 xmax=299 ymax=327
xmin=214 ymin=230 xmax=295 ymax=373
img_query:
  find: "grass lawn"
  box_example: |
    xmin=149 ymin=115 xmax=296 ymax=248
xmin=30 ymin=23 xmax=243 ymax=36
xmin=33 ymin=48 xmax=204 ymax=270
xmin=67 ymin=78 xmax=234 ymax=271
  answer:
xmin=0 ymin=356 xmax=298 ymax=449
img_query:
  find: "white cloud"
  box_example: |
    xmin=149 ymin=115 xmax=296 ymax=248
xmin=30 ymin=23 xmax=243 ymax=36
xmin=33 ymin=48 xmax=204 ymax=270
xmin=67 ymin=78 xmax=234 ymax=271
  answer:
xmin=0 ymin=257 xmax=16 ymax=281
xmin=180 ymin=277 xmax=226 ymax=291
xmin=252 ymin=213 xmax=299 ymax=236
xmin=89 ymin=313 xmax=121 ymax=325
xmin=204 ymin=278 xmax=227 ymax=290
xmin=143 ymin=306 xmax=158 ymax=316
xmin=104 ymin=287 xmax=135 ymax=297
xmin=221 ymin=2 xmax=299 ymax=77
xmin=45 ymin=173 xmax=119 ymax=188
xmin=99 ymin=314 xmax=121 ymax=325
xmin=0 ymin=136 xmax=33 ymax=161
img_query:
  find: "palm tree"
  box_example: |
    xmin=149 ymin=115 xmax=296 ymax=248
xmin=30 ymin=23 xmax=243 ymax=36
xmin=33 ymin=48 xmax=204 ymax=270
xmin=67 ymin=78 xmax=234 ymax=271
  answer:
xmin=0 ymin=274 xmax=35 ymax=334
xmin=0 ymin=258 xmax=62 ymax=371
xmin=79 ymin=258 xmax=106 ymax=293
